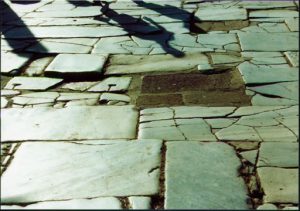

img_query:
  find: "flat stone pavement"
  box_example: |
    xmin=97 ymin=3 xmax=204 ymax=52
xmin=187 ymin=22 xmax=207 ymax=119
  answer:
xmin=1 ymin=0 xmax=299 ymax=209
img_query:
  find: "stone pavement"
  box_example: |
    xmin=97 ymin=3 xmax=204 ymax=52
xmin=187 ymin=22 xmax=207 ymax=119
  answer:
xmin=1 ymin=0 xmax=299 ymax=209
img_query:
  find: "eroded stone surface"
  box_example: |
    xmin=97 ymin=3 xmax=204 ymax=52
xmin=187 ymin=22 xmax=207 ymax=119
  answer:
xmin=5 ymin=77 xmax=63 ymax=90
xmin=195 ymin=6 xmax=247 ymax=21
xmin=1 ymin=52 xmax=33 ymax=74
xmin=88 ymin=77 xmax=132 ymax=92
xmin=1 ymin=106 xmax=138 ymax=141
xmin=1 ymin=140 xmax=161 ymax=203
xmin=128 ymin=197 xmax=151 ymax=209
xmin=165 ymin=142 xmax=249 ymax=209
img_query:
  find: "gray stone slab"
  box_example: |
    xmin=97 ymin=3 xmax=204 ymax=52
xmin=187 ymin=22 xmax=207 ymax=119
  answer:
xmin=255 ymin=125 xmax=297 ymax=142
xmin=238 ymin=62 xmax=298 ymax=84
xmin=65 ymin=99 xmax=98 ymax=107
xmin=1 ymin=52 xmax=33 ymax=73
xmin=88 ymin=77 xmax=132 ymax=92
xmin=106 ymin=53 xmax=209 ymax=74
xmin=248 ymin=82 xmax=298 ymax=101
xmin=1 ymin=97 xmax=9 ymax=108
xmin=276 ymin=116 xmax=298 ymax=137
xmin=285 ymin=18 xmax=299 ymax=31
xmin=195 ymin=6 xmax=247 ymax=21
xmin=236 ymin=111 xmax=280 ymax=127
xmin=45 ymin=54 xmax=107 ymax=75
xmin=210 ymin=53 xmax=244 ymax=64
xmin=128 ymin=197 xmax=151 ymax=209
xmin=1 ymin=197 xmax=122 ymax=209
xmin=173 ymin=106 xmax=236 ymax=118
xmin=216 ymin=124 xmax=262 ymax=141
xmin=12 ymin=92 xmax=59 ymax=106
xmin=240 ymin=150 xmax=257 ymax=165
xmin=251 ymin=94 xmax=298 ymax=106
xmin=197 ymin=33 xmax=237 ymax=47
xmin=5 ymin=77 xmax=63 ymax=91
xmin=229 ymin=106 xmax=287 ymax=117
xmin=239 ymin=1 xmax=295 ymax=9
xmin=256 ymin=203 xmax=278 ymax=210
xmin=205 ymin=118 xmax=237 ymax=129
xmin=238 ymin=32 xmax=298 ymax=51
xmin=257 ymin=167 xmax=298 ymax=203
xmin=1 ymin=140 xmax=161 ymax=203
xmin=26 ymin=41 xmax=92 ymax=54
xmin=57 ymin=93 xmax=100 ymax=101
xmin=4 ymin=26 xmax=128 ymax=39
xmin=25 ymin=57 xmax=54 ymax=76
xmin=284 ymin=51 xmax=299 ymax=67
xmin=249 ymin=10 xmax=298 ymax=18
xmin=42 ymin=38 xmax=99 ymax=46
xmin=92 ymin=36 xmax=132 ymax=54
xmin=0 ymin=90 xmax=20 ymax=97
xmin=1 ymin=106 xmax=138 ymax=142
xmin=258 ymin=142 xmax=298 ymax=167
xmin=61 ymin=82 xmax=98 ymax=92
xmin=165 ymin=142 xmax=249 ymax=209
xmin=100 ymin=93 xmax=130 ymax=103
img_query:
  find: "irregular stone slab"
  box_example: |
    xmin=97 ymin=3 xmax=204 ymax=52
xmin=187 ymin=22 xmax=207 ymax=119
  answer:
xmin=1 ymin=140 xmax=161 ymax=203
xmin=57 ymin=93 xmax=100 ymax=101
xmin=251 ymin=94 xmax=298 ymax=106
xmin=0 ymin=90 xmax=20 ymax=97
xmin=173 ymin=106 xmax=236 ymax=118
xmin=258 ymin=23 xmax=291 ymax=33
xmin=43 ymin=38 xmax=99 ymax=46
xmin=284 ymin=51 xmax=299 ymax=67
xmin=92 ymin=36 xmax=131 ymax=54
xmin=61 ymin=81 xmax=98 ymax=91
xmin=5 ymin=77 xmax=63 ymax=91
xmin=106 ymin=53 xmax=209 ymax=74
xmin=24 ymin=7 xmax=102 ymax=18
xmin=238 ymin=1 xmax=295 ymax=9
xmin=205 ymin=118 xmax=237 ymax=129
xmin=216 ymin=125 xmax=261 ymax=141
xmin=249 ymin=10 xmax=298 ymax=18
xmin=45 ymin=54 xmax=107 ymax=76
xmin=248 ymin=82 xmax=298 ymax=101
xmin=238 ymin=62 xmax=298 ymax=84
xmin=274 ymin=105 xmax=298 ymax=116
xmin=128 ymin=197 xmax=151 ymax=209
xmin=229 ymin=106 xmax=287 ymax=117
xmin=282 ymin=206 xmax=299 ymax=210
xmin=210 ymin=53 xmax=244 ymax=64
xmin=1 ymin=197 xmax=122 ymax=209
xmin=4 ymin=26 xmax=128 ymax=39
xmin=197 ymin=33 xmax=237 ymax=47
xmin=25 ymin=56 xmax=54 ymax=76
xmin=256 ymin=203 xmax=278 ymax=210
xmin=165 ymin=142 xmax=249 ymax=209
xmin=285 ymin=18 xmax=299 ymax=32
xmin=65 ymin=99 xmax=98 ymax=107
xmin=238 ymin=32 xmax=298 ymax=51
xmin=100 ymin=93 xmax=130 ymax=104
xmin=139 ymin=118 xmax=216 ymax=141
xmin=1 ymin=106 xmax=138 ymax=141
xmin=240 ymin=150 xmax=257 ymax=165
xmin=255 ymin=125 xmax=297 ymax=142
xmin=236 ymin=111 xmax=280 ymax=127
xmin=195 ymin=6 xmax=247 ymax=21
xmin=276 ymin=116 xmax=298 ymax=137
xmin=258 ymin=142 xmax=298 ymax=167
xmin=241 ymin=51 xmax=287 ymax=65
xmin=88 ymin=77 xmax=132 ymax=92
xmin=257 ymin=167 xmax=298 ymax=203
xmin=1 ymin=97 xmax=9 ymax=108
xmin=12 ymin=92 xmax=59 ymax=106
xmin=1 ymin=52 xmax=33 ymax=73
xmin=26 ymin=41 xmax=91 ymax=54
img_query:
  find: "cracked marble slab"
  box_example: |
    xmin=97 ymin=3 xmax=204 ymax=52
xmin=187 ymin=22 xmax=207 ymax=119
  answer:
xmin=5 ymin=77 xmax=63 ymax=91
xmin=1 ymin=140 xmax=162 ymax=203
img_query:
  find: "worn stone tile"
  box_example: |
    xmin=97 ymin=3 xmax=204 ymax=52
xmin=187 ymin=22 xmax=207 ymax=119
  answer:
xmin=236 ymin=111 xmax=280 ymax=127
xmin=258 ymin=22 xmax=290 ymax=32
xmin=238 ymin=62 xmax=298 ymax=84
xmin=173 ymin=106 xmax=236 ymax=118
xmin=1 ymin=140 xmax=161 ymax=203
xmin=26 ymin=41 xmax=92 ymax=54
xmin=256 ymin=203 xmax=278 ymax=210
xmin=238 ymin=32 xmax=298 ymax=51
xmin=239 ymin=1 xmax=295 ymax=9
xmin=241 ymin=51 xmax=287 ymax=65
xmin=12 ymin=92 xmax=59 ymax=106
xmin=284 ymin=51 xmax=299 ymax=67
xmin=100 ymin=93 xmax=130 ymax=103
xmin=195 ymin=6 xmax=247 ymax=21
xmin=140 ymin=108 xmax=173 ymax=122
xmin=45 ymin=54 xmax=107 ymax=76
xmin=5 ymin=26 xmax=128 ymax=39
xmin=285 ymin=18 xmax=299 ymax=31
xmin=61 ymin=82 xmax=98 ymax=92
xmin=251 ymin=94 xmax=298 ymax=106
xmin=165 ymin=142 xmax=249 ymax=209
xmin=210 ymin=53 xmax=244 ymax=64
xmin=1 ymin=97 xmax=9 ymax=108
xmin=128 ymin=197 xmax=151 ymax=209
xmin=106 ymin=53 xmax=209 ymax=74
xmin=92 ymin=36 xmax=131 ymax=54
xmin=197 ymin=33 xmax=237 ymax=47
xmin=248 ymin=82 xmax=298 ymax=101
xmin=257 ymin=167 xmax=298 ymax=203
xmin=255 ymin=125 xmax=297 ymax=142
xmin=258 ymin=142 xmax=298 ymax=167
xmin=57 ymin=93 xmax=100 ymax=101
xmin=216 ymin=125 xmax=261 ymax=141
xmin=44 ymin=38 xmax=99 ymax=46
xmin=1 ymin=52 xmax=33 ymax=74
xmin=276 ymin=116 xmax=298 ymax=137
xmin=1 ymin=90 xmax=20 ymax=97
xmin=65 ymin=99 xmax=98 ymax=107
xmin=88 ymin=77 xmax=132 ymax=92
xmin=250 ymin=10 xmax=298 ymax=18
xmin=25 ymin=56 xmax=54 ymax=77
xmin=229 ymin=106 xmax=287 ymax=117
xmin=205 ymin=118 xmax=237 ymax=129
xmin=1 ymin=106 xmax=138 ymax=141
xmin=5 ymin=77 xmax=63 ymax=91
xmin=274 ymin=105 xmax=298 ymax=116
xmin=240 ymin=150 xmax=257 ymax=165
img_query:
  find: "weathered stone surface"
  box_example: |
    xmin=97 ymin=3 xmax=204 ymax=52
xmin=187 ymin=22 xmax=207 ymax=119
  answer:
xmin=1 ymin=140 xmax=161 ymax=203
xmin=256 ymin=203 xmax=278 ymax=210
xmin=258 ymin=142 xmax=298 ymax=167
xmin=197 ymin=33 xmax=237 ymax=47
xmin=284 ymin=51 xmax=299 ymax=67
xmin=128 ymin=197 xmax=151 ymax=209
xmin=276 ymin=116 xmax=298 ymax=137
xmin=1 ymin=52 xmax=33 ymax=73
xmin=238 ymin=62 xmax=298 ymax=84
xmin=205 ymin=118 xmax=237 ymax=129
xmin=92 ymin=36 xmax=132 ymax=54
xmin=1 ymin=97 xmax=9 ymax=108
xmin=65 ymin=99 xmax=98 ymax=107
xmin=173 ymin=106 xmax=236 ymax=118
xmin=106 ymin=53 xmax=209 ymax=74
xmin=251 ymin=94 xmax=298 ymax=106
xmin=12 ymin=92 xmax=59 ymax=106
xmin=210 ymin=53 xmax=244 ymax=64
xmin=1 ymin=106 xmax=138 ymax=141
xmin=238 ymin=32 xmax=298 ymax=51
xmin=5 ymin=77 xmax=63 ymax=90
xmin=239 ymin=1 xmax=295 ymax=9
xmin=61 ymin=82 xmax=98 ymax=91
xmin=5 ymin=26 xmax=128 ymax=39
xmin=241 ymin=51 xmax=286 ymax=65
xmin=1 ymin=197 xmax=122 ymax=209
xmin=195 ymin=6 xmax=247 ymax=21
xmin=216 ymin=125 xmax=261 ymax=141
xmin=285 ymin=18 xmax=299 ymax=32
xmin=45 ymin=54 xmax=107 ymax=76
xmin=57 ymin=93 xmax=100 ymax=101
xmin=240 ymin=150 xmax=257 ymax=165
xmin=100 ymin=93 xmax=130 ymax=103
xmin=257 ymin=167 xmax=298 ymax=203
xmin=255 ymin=125 xmax=297 ymax=142
xmin=1 ymin=90 xmax=20 ymax=97
xmin=165 ymin=142 xmax=249 ymax=209
xmin=229 ymin=106 xmax=287 ymax=117
xmin=236 ymin=111 xmax=280 ymax=127
xmin=249 ymin=10 xmax=298 ymax=18
xmin=25 ymin=57 xmax=53 ymax=76
xmin=88 ymin=77 xmax=132 ymax=92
